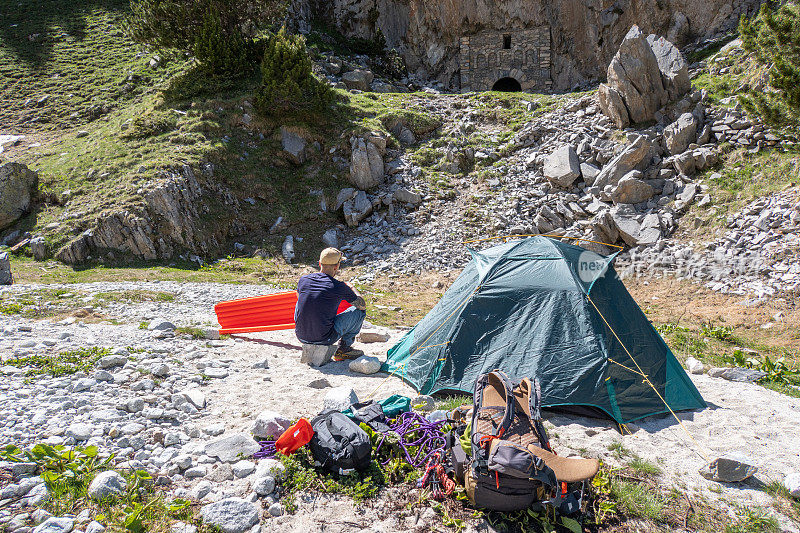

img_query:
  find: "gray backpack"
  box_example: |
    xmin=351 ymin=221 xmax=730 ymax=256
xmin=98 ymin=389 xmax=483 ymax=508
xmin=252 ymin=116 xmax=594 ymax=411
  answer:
xmin=309 ymin=410 xmax=372 ymax=474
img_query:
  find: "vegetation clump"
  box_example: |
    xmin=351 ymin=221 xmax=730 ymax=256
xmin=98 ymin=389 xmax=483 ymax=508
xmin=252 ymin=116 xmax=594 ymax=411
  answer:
xmin=254 ymin=27 xmax=333 ymax=118
xmin=127 ymin=0 xmax=285 ymax=74
xmin=13 ymin=346 xmax=112 ymax=378
xmin=739 ymin=2 xmax=800 ymax=135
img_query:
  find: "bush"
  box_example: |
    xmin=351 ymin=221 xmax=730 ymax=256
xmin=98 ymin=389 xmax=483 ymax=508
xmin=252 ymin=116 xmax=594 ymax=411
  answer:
xmin=739 ymin=2 xmax=800 ymax=136
xmin=254 ymin=27 xmax=333 ymax=117
xmin=127 ymin=0 xmax=285 ymax=74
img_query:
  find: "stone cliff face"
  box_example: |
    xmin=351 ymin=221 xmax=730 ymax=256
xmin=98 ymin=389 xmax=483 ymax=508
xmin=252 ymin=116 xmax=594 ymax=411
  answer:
xmin=299 ymin=0 xmax=760 ymax=91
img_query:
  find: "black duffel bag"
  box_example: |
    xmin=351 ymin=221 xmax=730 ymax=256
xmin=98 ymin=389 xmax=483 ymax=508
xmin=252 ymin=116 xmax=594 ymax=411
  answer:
xmin=309 ymin=410 xmax=372 ymax=474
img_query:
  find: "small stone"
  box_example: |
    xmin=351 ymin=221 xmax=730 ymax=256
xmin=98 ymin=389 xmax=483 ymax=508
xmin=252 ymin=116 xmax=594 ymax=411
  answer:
xmin=393 ymin=188 xmax=422 ymax=205
xmin=252 ymin=476 xmax=276 ymax=496
xmin=232 ymin=460 xmax=255 ymax=478
xmin=323 ymin=387 xmax=358 ymax=411
xmin=33 ymin=517 xmax=73 ymax=533
xmin=254 ymin=458 xmax=286 ymax=480
xmin=32 ymin=510 xmax=52 ymax=525
xmin=203 ymin=367 xmax=229 ymax=379
xmin=171 ymin=522 xmax=196 ymax=533
xmin=184 ymin=466 xmax=207 ymax=479
xmin=268 ymin=502 xmax=284 ymax=517
xmin=85 ymin=522 xmax=105 ymax=533
xmin=308 ymin=378 xmax=331 ymax=389
xmin=356 ymin=330 xmax=390 ymax=343
xmin=180 ymin=389 xmax=206 ymax=409
xmin=205 ymin=433 xmax=260 ymax=463
xmin=87 ymin=471 xmax=127 ymax=501
xmin=348 ymin=356 xmax=381 ymax=375
xmin=203 ymin=423 xmax=225 ymax=436
xmin=206 ymin=463 xmax=234 ymax=482
xmin=148 ymin=318 xmax=176 ymax=331
xmin=200 ymin=498 xmax=260 ymax=533
xmin=203 ymin=328 xmax=220 ymax=340
xmin=251 ymin=411 xmax=291 ymax=439
xmin=412 ymin=395 xmax=435 ymax=413
xmin=685 ymin=357 xmax=704 ymax=375
xmin=700 ymin=453 xmax=758 ymax=482
xmin=719 ymin=367 xmax=766 ymax=383
xmin=66 ymin=423 xmax=92 ymax=442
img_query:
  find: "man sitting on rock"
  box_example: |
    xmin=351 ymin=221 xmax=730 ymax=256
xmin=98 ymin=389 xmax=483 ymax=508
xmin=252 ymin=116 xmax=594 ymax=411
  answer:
xmin=295 ymin=248 xmax=367 ymax=361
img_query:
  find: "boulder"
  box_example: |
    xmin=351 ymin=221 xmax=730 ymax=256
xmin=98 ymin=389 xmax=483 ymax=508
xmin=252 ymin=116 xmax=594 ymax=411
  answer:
xmin=664 ymin=113 xmax=698 ymax=155
xmin=148 ymin=318 xmax=175 ymax=331
xmin=204 ymin=433 xmax=260 ymax=463
xmin=343 ymin=190 xmax=373 ymax=227
xmin=600 ymin=26 xmax=667 ymax=127
xmin=280 ymin=127 xmax=307 ymax=166
xmin=599 ymin=27 xmax=689 ymax=127
xmin=341 ymin=70 xmax=374 ymax=91
xmin=335 ymin=188 xmax=357 ymax=211
xmin=66 ymin=423 xmax=92 ymax=442
xmin=594 ymin=136 xmax=652 ymax=189
xmin=0 ymin=162 xmax=38 ymax=230
xmin=282 ymin=235 xmax=294 ymax=263
xmin=700 ymin=453 xmax=757 ymax=483
xmin=718 ymin=367 xmax=766 ymax=383
xmin=647 ymin=34 xmax=690 ymax=101
xmin=610 ymin=204 xmax=661 ymax=246
xmin=322 ymin=228 xmax=340 ymax=248
xmin=349 ymin=138 xmax=384 ymax=190
xmin=200 ymin=498 xmax=260 ymax=533
xmin=251 ymin=410 xmax=291 ymax=439
xmin=87 ymin=471 xmax=127 ymax=501
xmin=610 ymin=171 xmax=655 ymax=204
xmin=0 ymin=251 xmax=11 ymax=285
xmin=580 ymin=163 xmax=601 ymax=185
xmin=30 ymin=236 xmax=47 ymax=261
xmin=179 ymin=389 xmax=206 ymax=409
xmin=348 ymin=356 xmax=382 ymax=375
xmin=543 ymin=145 xmax=581 ymax=187
xmin=55 ymin=236 xmax=90 ymax=264
xmin=394 ymin=188 xmax=422 ymax=205
xmin=253 ymin=476 xmax=276 ymax=496
xmin=323 ymin=386 xmax=358 ymax=411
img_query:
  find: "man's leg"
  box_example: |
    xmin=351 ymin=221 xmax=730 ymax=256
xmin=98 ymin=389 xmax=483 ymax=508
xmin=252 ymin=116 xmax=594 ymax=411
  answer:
xmin=333 ymin=307 xmax=366 ymax=349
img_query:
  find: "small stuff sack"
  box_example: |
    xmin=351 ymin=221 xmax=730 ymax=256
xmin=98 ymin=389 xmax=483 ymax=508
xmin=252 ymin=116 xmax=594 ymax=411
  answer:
xmin=275 ymin=418 xmax=314 ymax=455
xmin=309 ymin=410 xmax=372 ymax=474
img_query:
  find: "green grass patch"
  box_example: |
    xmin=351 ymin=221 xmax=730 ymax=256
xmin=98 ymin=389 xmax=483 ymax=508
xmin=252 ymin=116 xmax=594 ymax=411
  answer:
xmin=0 ymin=302 xmax=22 ymax=315
xmin=724 ymin=506 xmax=780 ymax=533
xmin=610 ymin=479 xmax=666 ymax=522
xmin=12 ymin=346 xmax=111 ymax=378
xmin=435 ymin=394 xmax=471 ymax=412
xmin=175 ymin=326 xmax=205 ymax=340
xmin=628 ymin=457 xmax=662 ymax=476
xmin=93 ymin=290 xmax=176 ymax=304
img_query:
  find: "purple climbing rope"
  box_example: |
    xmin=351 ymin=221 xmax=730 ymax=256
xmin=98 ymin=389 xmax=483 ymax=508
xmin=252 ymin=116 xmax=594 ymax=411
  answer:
xmin=254 ymin=439 xmax=277 ymax=459
xmin=376 ymin=411 xmax=447 ymax=468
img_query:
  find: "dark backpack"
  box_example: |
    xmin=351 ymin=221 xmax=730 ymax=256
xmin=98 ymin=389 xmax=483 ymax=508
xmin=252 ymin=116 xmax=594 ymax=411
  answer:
xmin=309 ymin=410 xmax=372 ymax=474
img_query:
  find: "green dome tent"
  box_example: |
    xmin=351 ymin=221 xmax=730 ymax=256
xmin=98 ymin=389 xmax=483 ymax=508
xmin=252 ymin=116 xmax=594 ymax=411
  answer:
xmin=382 ymin=236 xmax=706 ymax=424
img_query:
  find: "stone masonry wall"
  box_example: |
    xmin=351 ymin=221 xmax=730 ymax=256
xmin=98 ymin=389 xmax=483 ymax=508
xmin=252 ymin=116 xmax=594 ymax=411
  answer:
xmin=459 ymin=27 xmax=552 ymax=92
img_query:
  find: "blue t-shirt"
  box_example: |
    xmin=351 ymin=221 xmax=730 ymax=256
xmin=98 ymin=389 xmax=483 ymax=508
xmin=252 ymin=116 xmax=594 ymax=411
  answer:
xmin=295 ymin=272 xmax=357 ymax=343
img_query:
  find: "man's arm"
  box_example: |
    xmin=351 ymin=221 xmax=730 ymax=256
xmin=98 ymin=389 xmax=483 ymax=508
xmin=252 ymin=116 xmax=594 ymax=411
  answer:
xmin=345 ymin=282 xmax=367 ymax=311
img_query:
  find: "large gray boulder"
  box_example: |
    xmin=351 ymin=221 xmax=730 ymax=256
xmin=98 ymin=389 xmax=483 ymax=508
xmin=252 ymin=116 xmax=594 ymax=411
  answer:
xmin=0 ymin=251 xmax=11 ymax=285
xmin=349 ymin=138 xmax=384 ymax=190
xmin=342 ymin=190 xmax=372 ymax=227
xmin=610 ymin=205 xmax=661 ymax=246
xmin=664 ymin=113 xmax=698 ymax=155
xmin=647 ymin=34 xmax=691 ymax=101
xmin=593 ymin=136 xmax=652 ymax=189
xmin=341 ymin=70 xmax=374 ymax=91
xmin=200 ymin=498 xmax=260 ymax=533
xmin=599 ymin=27 xmax=689 ymax=127
xmin=543 ymin=145 xmax=581 ymax=187
xmin=0 ymin=162 xmax=38 ymax=230
xmin=610 ymin=171 xmax=655 ymax=204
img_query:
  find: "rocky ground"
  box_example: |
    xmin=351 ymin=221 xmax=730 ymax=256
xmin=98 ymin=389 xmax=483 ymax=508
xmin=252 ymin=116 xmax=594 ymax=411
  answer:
xmin=1 ymin=282 xmax=799 ymax=532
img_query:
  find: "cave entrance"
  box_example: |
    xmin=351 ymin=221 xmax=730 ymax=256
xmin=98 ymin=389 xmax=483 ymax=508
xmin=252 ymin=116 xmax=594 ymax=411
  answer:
xmin=492 ymin=77 xmax=521 ymax=92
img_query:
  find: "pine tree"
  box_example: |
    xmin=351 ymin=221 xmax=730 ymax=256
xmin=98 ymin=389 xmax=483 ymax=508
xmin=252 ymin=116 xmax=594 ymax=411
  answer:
xmin=255 ymin=27 xmax=333 ymax=117
xmin=739 ymin=2 xmax=800 ymax=136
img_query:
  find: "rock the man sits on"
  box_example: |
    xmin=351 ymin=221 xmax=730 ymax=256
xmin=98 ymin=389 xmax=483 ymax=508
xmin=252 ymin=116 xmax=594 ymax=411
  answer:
xmin=295 ymin=248 xmax=367 ymax=361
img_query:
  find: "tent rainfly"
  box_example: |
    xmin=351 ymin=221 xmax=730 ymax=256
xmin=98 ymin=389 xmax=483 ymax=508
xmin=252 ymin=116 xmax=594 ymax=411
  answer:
xmin=382 ymin=236 xmax=706 ymax=424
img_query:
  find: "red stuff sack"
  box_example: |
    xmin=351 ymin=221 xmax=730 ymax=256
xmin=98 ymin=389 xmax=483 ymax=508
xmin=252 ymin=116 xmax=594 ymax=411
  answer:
xmin=275 ymin=418 xmax=314 ymax=455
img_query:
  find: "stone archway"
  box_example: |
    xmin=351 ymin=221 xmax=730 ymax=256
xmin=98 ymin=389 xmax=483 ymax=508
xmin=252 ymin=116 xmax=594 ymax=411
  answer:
xmin=492 ymin=77 xmax=521 ymax=92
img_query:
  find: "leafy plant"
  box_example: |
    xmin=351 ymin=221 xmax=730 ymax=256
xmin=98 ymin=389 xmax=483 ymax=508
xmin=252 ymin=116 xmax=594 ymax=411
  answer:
xmin=722 ymin=349 xmax=800 ymax=384
xmin=13 ymin=347 xmax=111 ymax=378
xmin=0 ymin=443 xmax=113 ymax=487
xmin=0 ymin=302 xmax=22 ymax=315
xmin=700 ymin=321 xmax=735 ymax=342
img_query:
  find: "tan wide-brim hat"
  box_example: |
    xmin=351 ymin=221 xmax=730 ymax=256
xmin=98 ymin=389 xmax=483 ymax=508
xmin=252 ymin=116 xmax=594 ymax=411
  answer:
xmin=319 ymin=247 xmax=346 ymax=265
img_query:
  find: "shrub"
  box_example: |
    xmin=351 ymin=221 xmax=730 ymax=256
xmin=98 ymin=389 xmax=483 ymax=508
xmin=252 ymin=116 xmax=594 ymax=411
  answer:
xmin=127 ymin=0 xmax=285 ymax=74
xmin=254 ymin=27 xmax=333 ymax=117
xmin=739 ymin=2 xmax=800 ymax=135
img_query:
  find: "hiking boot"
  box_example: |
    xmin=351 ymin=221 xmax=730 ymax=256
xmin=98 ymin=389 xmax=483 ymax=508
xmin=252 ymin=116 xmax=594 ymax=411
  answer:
xmin=333 ymin=346 xmax=365 ymax=361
